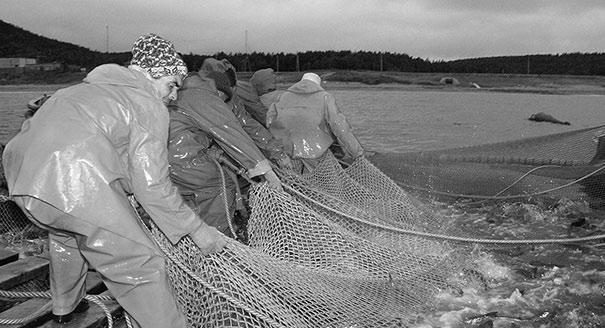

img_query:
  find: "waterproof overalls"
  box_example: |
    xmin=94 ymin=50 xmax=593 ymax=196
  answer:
xmin=167 ymin=74 xmax=271 ymax=236
xmin=266 ymin=79 xmax=364 ymax=173
xmin=2 ymin=64 xmax=202 ymax=328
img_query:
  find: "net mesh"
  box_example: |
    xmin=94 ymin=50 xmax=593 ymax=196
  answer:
xmin=152 ymin=154 xmax=472 ymax=327
xmin=1 ymin=126 xmax=604 ymax=326
xmin=369 ymin=125 xmax=605 ymax=205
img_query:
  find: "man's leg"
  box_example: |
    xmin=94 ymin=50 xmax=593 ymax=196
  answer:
xmin=48 ymin=231 xmax=88 ymax=315
xmin=75 ymin=225 xmax=186 ymax=328
xmin=13 ymin=197 xmax=87 ymax=316
xmin=14 ymin=196 xmax=187 ymax=328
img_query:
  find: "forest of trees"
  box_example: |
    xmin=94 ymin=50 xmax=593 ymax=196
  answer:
xmin=2 ymin=20 xmax=604 ymax=76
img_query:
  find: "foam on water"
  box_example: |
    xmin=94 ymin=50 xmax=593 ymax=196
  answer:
xmin=412 ymin=198 xmax=605 ymax=328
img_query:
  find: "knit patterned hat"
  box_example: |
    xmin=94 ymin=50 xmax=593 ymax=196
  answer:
xmin=130 ymin=33 xmax=188 ymax=79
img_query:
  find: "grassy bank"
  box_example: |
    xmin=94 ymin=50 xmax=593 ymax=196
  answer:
xmin=2 ymin=70 xmax=605 ymax=95
xmin=272 ymin=71 xmax=605 ymax=95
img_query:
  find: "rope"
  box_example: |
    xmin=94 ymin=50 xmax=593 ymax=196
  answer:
xmin=211 ymin=157 xmax=237 ymax=239
xmin=125 ymin=185 xmax=288 ymax=327
xmin=0 ymin=290 xmax=115 ymax=327
xmin=280 ymin=178 xmax=605 ymax=245
xmin=129 ymin=207 xmax=288 ymax=328
xmin=492 ymin=165 xmax=562 ymax=197
xmin=397 ymin=163 xmax=605 ymax=201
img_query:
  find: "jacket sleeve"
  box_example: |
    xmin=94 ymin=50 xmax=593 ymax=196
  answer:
xmin=231 ymin=97 xmax=290 ymax=164
xmin=265 ymin=102 xmax=277 ymax=128
xmin=128 ymin=99 xmax=202 ymax=244
xmin=180 ymin=91 xmax=272 ymax=177
xmin=236 ymin=82 xmax=268 ymax=126
xmin=324 ymin=94 xmax=364 ymax=158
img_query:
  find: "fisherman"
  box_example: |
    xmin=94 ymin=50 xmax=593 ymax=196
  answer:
xmin=167 ymin=69 xmax=282 ymax=240
xmin=2 ymin=33 xmax=226 ymax=328
xmin=250 ymin=68 xmax=284 ymax=109
xmin=266 ymin=72 xmax=365 ymax=173
xmin=199 ymin=58 xmax=293 ymax=170
xmin=199 ymin=59 xmax=266 ymax=124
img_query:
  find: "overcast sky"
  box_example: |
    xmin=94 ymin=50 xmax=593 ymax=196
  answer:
xmin=2 ymin=0 xmax=604 ymax=61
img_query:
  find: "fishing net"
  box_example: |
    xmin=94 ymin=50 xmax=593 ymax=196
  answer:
xmin=151 ymin=153 xmax=473 ymax=327
xmin=369 ymin=125 xmax=605 ymax=207
xmin=1 ymin=126 xmax=604 ymax=327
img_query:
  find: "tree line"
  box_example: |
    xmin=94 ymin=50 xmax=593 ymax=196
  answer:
xmin=2 ymin=20 xmax=604 ymax=75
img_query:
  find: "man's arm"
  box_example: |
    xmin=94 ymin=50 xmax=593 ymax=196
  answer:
xmin=128 ymin=100 xmax=203 ymax=244
xmin=324 ymin=94 xmax=364 ymax=159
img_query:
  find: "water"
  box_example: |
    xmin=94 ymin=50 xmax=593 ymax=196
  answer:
xmin=331 ymin=89 xmax=605 ymax=153
xmin=1 ymin=86 xmax=605 ymax=327
xmin=3 ymin=87 xmax=605 ymax=149
xmin=0 ymin=86 xmax=60 ymax=145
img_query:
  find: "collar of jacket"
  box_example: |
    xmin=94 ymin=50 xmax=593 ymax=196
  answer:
xmin=286 ymin=79 xmax=325 ymax=95
xmin=181 ymin=74 xmax=216 ymax=93
xmin=83 ymin=64 xmax=160 ymax=99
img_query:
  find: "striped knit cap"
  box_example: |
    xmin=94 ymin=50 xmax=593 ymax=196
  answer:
xmin=130 ymin=33 xmax=188 ymax=78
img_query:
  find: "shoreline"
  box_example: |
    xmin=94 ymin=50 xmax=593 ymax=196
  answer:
xmin=2 ymin=70 xmax=605 ymax=96
xmin=2 ymin=82 xmax=605 ymax=97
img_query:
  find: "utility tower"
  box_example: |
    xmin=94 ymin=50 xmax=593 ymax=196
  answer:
xmin=242 ymin=30 xmax=251 ymax=72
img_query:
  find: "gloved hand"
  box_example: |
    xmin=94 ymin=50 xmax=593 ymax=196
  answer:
xmin=263 ymin=169 xmax=283 ymax=192
xmin=205 ymin=145 xmax=224 ymax=161
xmin=277 ymin=155 xmax=294 ymax=171
xmin=189 ymin=223 xmax=227 ymax=255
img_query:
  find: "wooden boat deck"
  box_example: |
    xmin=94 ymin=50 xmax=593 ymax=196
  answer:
xmin=0 ymin=247 xmax=126 ymax=328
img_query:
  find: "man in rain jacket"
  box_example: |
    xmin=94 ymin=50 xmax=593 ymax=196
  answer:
xmin=199 ymin=59 xmax=293 ymax=170
xmin=167 ymin=70 xmax=281 ymax=239
xmin=250 ymin=68 xmax=284 ymax=110
xmin=2 ymin=34 xmax=225 ymax=328
xmin=266 ymin=72 xmax=364 ymax=173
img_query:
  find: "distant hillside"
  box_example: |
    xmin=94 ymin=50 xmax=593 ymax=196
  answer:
xmin=1 ymin=19 xmax=604 ymax=75
xmin=0 ymin=20 xmax=130 ymax=69
xmin=444 ymin=53 xmax=605 ymax=75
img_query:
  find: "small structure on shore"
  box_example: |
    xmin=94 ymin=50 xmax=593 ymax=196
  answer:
xmin=440 ymin=77 xmax=460 ymax=85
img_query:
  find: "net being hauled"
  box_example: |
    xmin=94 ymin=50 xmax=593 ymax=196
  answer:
xmin=2 ymin=125 xmax=605 ymax=327
xmin=152 ymin=152 xmax=473 ymax=327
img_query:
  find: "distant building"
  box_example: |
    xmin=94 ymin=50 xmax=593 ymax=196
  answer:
xmin=0 ymin=58 xmax=64 ymax=74
xmin=439 ymin=77 xmax=460 ymax=85
xmin=0 ymin=57 xmax=37 ymax=68
xmin=27 ymin=62 xmax=63 ymax=71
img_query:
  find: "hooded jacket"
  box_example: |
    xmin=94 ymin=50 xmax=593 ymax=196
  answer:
xmin=168 ymin=74 xmax=270 ymax=180
xmin=167 ymin=74 xmax=271 ymax=233
xmin=199 ymin=58 xmax=289 ymax=163
xmin=266 ymin=79 xmax=364 ymax=160
xmin=234 ymin=80 xmax=268 ymax=126
xmin=2 ymin=64 xmax=201 ymax=244
xmin=229 ymin=90 xmax=290 ymax=163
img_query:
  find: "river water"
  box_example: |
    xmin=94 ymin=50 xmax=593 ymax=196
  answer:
xmin=1 ymin=86 xmax=604 ymax=327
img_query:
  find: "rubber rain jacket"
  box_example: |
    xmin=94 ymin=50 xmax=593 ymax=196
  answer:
xmin=266 ymin=79 xmax=364 ymax=167
xmin=234 ymin=80 xmax=269 ymax=126
xmin=167 ymin=74 xmax=271 ymax=235
xmin=2 ymin=64 xmax=200 ymax=327
xmin=199 ymin=59 xmax=290 ymax=165
xmin=260 ymin=89 xmax=285 ymax=109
